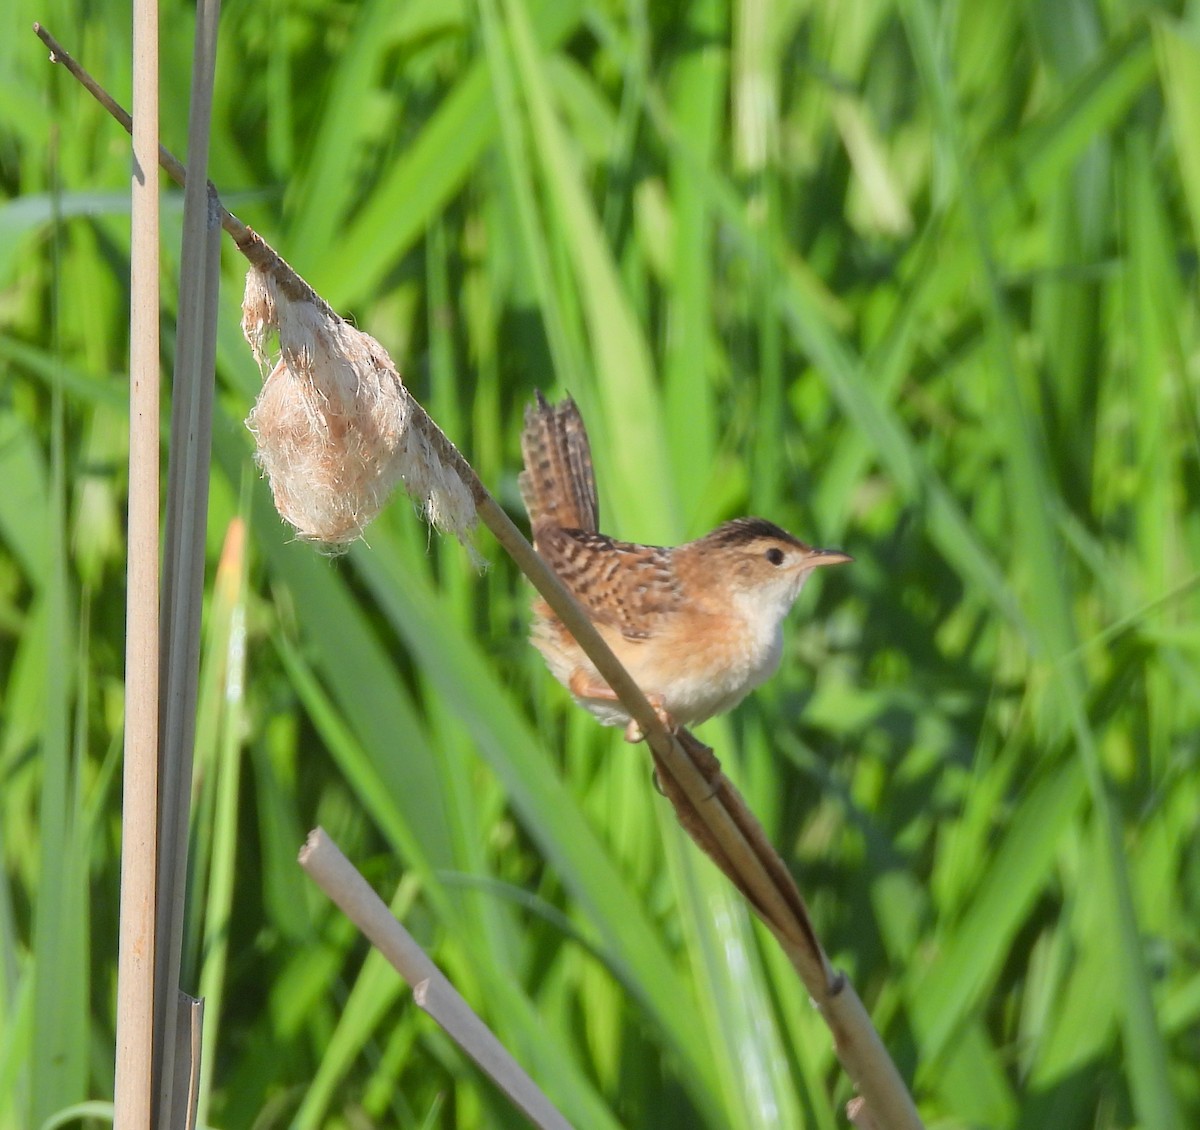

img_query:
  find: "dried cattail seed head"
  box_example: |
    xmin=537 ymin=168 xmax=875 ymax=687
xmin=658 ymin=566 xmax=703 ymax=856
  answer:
xmin=241 ymin=267 xmax=478 ymax=555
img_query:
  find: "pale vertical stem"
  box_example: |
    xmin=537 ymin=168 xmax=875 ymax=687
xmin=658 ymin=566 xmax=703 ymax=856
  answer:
xmin=113 ymin=0 xmax=161 ymax=1125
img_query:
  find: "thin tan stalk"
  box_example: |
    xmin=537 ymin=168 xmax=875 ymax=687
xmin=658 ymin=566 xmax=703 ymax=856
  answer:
xmin=299 ymin=829 xmax=574 ymax=1130
xmin=40 ymin=27 xmax=924 ymax=1127
xmin=111 ymin=0 xmax=161 ymax=1124
xmin=153 ymin=0 xmax=224 ymax=1123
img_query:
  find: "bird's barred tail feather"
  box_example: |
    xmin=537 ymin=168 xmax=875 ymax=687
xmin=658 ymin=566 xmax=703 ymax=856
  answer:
xmin=519 ymin=392 xmax=599 ymax=535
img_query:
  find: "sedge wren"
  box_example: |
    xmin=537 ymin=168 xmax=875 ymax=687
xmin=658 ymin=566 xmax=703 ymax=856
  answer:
xmin=519 ymin=392 xmax=851 ymax=742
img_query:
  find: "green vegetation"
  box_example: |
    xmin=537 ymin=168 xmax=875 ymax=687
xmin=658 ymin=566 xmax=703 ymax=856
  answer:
xmin=3 ymin=0 xmax=1198 ymax=1126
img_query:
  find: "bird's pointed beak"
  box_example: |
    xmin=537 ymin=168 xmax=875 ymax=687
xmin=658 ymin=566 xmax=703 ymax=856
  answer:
xmin=806 ymin=547 xmax=853 ymax=568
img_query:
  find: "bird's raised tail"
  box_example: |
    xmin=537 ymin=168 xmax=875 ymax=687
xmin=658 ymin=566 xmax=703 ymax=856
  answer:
xmin=519 ymin=392 xmax=600 ymax=535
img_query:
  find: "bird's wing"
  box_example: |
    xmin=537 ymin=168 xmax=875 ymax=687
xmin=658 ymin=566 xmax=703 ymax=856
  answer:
xmin=535 ymin=526 xmax=682 ymax=641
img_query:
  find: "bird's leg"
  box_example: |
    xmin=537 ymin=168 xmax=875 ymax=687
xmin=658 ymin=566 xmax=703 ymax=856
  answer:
xmin=567 ymin=669 xmax=676 ymax=743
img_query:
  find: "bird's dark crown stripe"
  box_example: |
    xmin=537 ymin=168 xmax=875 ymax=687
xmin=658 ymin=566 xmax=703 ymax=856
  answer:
xmin=705 ymin=517 xmax=799 ymax=547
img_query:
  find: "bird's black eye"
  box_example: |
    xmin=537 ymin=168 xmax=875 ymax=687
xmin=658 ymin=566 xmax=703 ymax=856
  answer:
xmin=765 ymin=546 xmax=785 ymax=566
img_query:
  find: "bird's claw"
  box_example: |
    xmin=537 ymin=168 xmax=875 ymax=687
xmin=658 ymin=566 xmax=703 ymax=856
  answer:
xmin=623 ymin=698 xmax=676 ymax=743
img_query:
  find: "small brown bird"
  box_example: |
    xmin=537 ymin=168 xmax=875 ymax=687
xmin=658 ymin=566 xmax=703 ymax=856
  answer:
xmin=519 ymin=392 xmax=851 ymax=741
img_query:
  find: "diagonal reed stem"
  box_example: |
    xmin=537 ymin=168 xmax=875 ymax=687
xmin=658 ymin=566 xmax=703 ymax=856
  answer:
xmin=36 ymin=23 xmax=923 ymax=1127
xmin=299 ymin=829 xmax=573 ymax=1130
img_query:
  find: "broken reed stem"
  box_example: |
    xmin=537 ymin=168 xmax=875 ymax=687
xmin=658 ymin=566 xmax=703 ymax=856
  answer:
xmin=36 ymin=25 xmax=923 ymax=1127
xmin=299 ymin=829 xmax=573 ymax=1130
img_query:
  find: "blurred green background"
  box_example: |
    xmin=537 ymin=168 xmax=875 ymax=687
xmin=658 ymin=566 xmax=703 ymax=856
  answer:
xmin=2 ymin=0 xmax=1199 ymax=1126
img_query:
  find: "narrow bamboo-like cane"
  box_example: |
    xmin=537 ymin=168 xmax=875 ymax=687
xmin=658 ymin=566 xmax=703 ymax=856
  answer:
xmin=299 ymin=829 xmax=574 ymax=1130
xmin=154 ymin=0 xmax=224 ymax=1119
xmin=38 ymin=28 xmax=923 ymax=1127
xmin=111 ymin=0 xmax=161 ymax=1124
